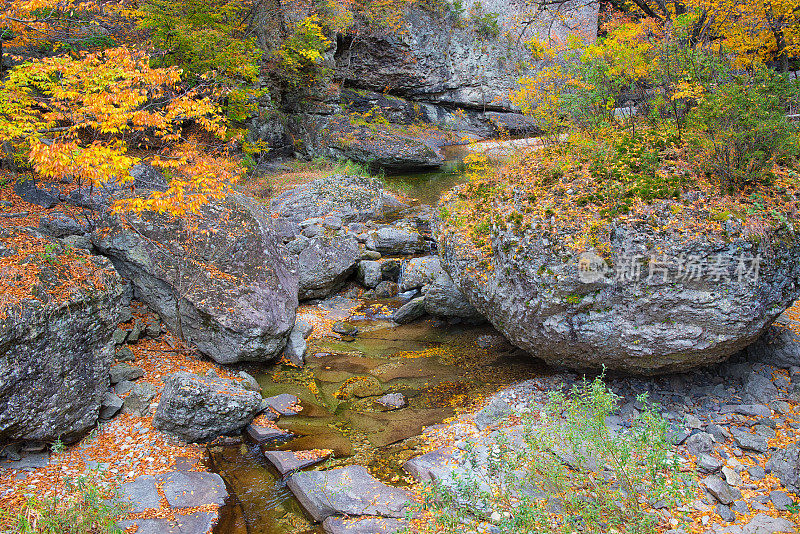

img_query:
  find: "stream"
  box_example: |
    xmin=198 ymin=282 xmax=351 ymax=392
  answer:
xmin=211 ymin=141 xmax=538 ymax=534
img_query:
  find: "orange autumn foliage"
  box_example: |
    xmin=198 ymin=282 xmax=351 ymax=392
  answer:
xmin=0 ymin=45 xmax=242 ymax=216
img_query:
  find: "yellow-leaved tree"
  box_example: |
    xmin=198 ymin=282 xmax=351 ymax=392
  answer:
xmin=0 ymin=45 xmax=241 ymax=216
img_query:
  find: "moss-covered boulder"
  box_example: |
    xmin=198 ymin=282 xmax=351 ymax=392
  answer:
xmin=437 ymin=146 xmax=800 ymax=373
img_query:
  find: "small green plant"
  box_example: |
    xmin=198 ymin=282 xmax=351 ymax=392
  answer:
xmin=1 ymin=476 xmax=127 ymax=533
xmin=468 ymin=3 xmax=500 ymax=39
xmin=40 ymin=243 xmax=59 ymax=265
xmin=418 ymin=375 xmax=695 ymax=534
xmin=50 ymin=438 xmax=65 ymax=455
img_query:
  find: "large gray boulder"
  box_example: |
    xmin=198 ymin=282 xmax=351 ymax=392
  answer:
xmin=392 ymin=296 xmax=427 ymax=324
xmin=93 ymin=192 xmax=298 ymax=364
xmin=366 ymin=226 xmax=427 ymax=255
xmin=153 ymin=372 xmax=263 ymax=443
xmin=297 ymin=115 xmax=445 ymax=171
xmin=0 ymin=229 xmax=126 ymax=442
xmin=399 ymin=256 xmax=443 ymax=290
xmin=287 ymin=466 xmax=411 ymax=522
xmin=270 ymin=175 xmax=405 ymax=227
xmin=297 ymin=236 xmax=360 ymax=300
xmin=747 ymin=323 xmax=800 ymax=368
xmin=438 ymin=192 xmax=800 ymax=373
xmin=424 ymin=272 xmax=484 ymax=321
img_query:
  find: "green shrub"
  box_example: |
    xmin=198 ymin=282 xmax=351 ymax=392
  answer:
xmin=418 ymin=376 xmax=695 ymax=534
xmin=1 ymin=476 xmax=127 ymax=534
xmin=688 ymin=70 xmax=799 ymax=193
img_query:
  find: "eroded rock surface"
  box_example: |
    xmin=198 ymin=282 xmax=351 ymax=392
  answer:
xmin=438 ymin=205 xmax=800 ymax=372
xmin=93 ymin=193 xmax=297 ymax=364
xmin=0 ymin=229 xmax=126 ymax=442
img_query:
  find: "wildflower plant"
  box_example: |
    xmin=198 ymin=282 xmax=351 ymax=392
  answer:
xmin=417 ymin=376 xmax=695 ymax=534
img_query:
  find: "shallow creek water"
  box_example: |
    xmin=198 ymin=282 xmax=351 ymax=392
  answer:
xmin=211 ymin=142 xmax=540 ymax=534
xmin=211 ymin=311 xmax=545 ymax=534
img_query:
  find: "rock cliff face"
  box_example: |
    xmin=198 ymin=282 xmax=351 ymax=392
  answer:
xmin=0 ymin=229 xmax=127 ymax=442
xmin=251 ymin=0 xmax=599 ymax=168
xmin=335 ymin=0 xmax=598 ymax=113
xmin=438 ymin=204 xmax=800 ymax=374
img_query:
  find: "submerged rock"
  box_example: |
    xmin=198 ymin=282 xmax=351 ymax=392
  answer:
xmin=153 ymin=372 xmax=263 ymax=442
xmin=93 ymin=192 xmax=298 ymax=364
xmin=264 ymin=449 xmax=331 ymax=476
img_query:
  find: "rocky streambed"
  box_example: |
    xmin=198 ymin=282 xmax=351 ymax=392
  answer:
xmin=2 ymin=139 xmax=799 ymax=534
xmin=205 ymin=147 xmax=800 ymax=534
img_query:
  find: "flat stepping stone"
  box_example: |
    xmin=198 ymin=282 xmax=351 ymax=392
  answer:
xmin=264 ymin=394 xmax=301 ymax=416
xmin=0 ymin=451 xmax=49 ymax=471
xmin=730 ymin=428 xmax=770 ymax=454
xmin=287 ymin=465 xmax=410 ymax=522
xmin=264 ymin=449 xmax=332 ymax=476
xmin=156 ymin=471 xmax=228 ymax=508
xmin=118 ymin=511 xmax=218 ymax=534
xmin=721 ymin=513 xmax=796 ymax=533
xmin=118 ymin=475 xmax=160 ymax=513
xmin=322 ymin=516 xmax=408 ymax=534
xmin=246 ymin=422 xmax=291 ymax=444
xmin=719 ymin=404 xmax=772 ymax=418
xmin=403 ymin=448 xmax=456 ymax=482
xmin=117 ymin=518 xmax=177 ymax=534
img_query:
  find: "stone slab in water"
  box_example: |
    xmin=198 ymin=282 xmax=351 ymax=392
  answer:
xmin=264 ymin=393 xmax=301 ymax=416
xmin=264 ymin=449 xmax=331 ymax=476
xmin=286 ymin=465 xmax=411 ymax=522
xmin=283 ymin=433 xmax=353 ymax=457
xmin=322 ymin=516 xmax=408 ymax=534
xmin=247 ymin=423 xmax=291 ymax=444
